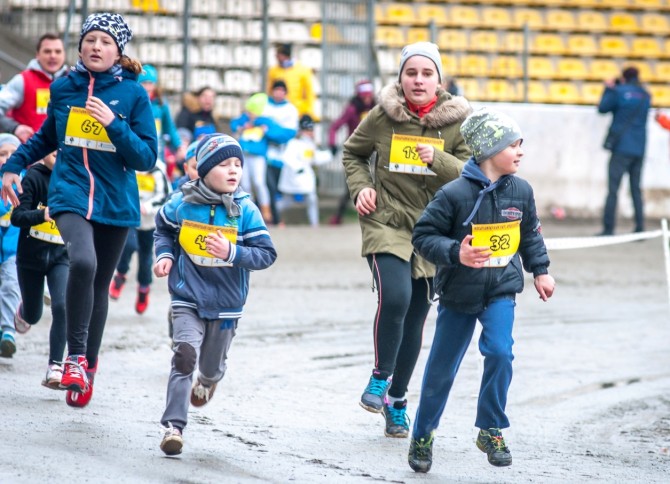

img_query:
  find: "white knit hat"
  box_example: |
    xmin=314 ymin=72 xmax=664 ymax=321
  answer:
xmin=398 ymin=42 xmax=443 ymax=82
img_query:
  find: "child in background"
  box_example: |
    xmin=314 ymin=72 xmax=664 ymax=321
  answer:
xmin=154 ymin=134 xmax=276 ymax=456
xmin=10 ymin=151 xmax=68 ymax=387
xmin=408 ymin=108 xmax=555 ymax=473
xmin=0 ymin=133 xmax=21 ymax=358
xmin=173 ymin=140 xmax=199 ymax=190
xmin=109 ymin=159 xmax=171 ymax=314
xmin=277 ymin=114 xmax=332 ymax=226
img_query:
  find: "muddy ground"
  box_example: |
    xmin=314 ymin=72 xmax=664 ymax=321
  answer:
xmin=1 ymin=217 xmax=669 ymax=483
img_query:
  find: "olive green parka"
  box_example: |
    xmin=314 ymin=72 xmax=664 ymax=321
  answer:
xmin=342 ymin=82 xmax=472 ymax=278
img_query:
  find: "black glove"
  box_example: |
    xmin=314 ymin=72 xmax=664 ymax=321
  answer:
xmin=330 ymin=145 xmax=338 ymax=156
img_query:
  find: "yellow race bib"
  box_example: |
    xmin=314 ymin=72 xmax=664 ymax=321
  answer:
xmin=179 ymin=220 xmax=237 ymax=267
xmin=155 ymin=119 xmax=162 ymax=137
xmin=471 ymin=220 xmax=521 ymax=267
xmin=36 ymin=88 xmax=50 ymax=115
xmin=64 ymin=107 xmax=116 ymax=152
xmin=0 ymin=209 xmax=11 ymax=227
xmin=389 ymin=134 xmax=443 ymax=176
xmin=30 ymin=220 xmax=64 ymax=245
xmin=136 ymin=172 xmax=156 ymax=194
xmin=241 ymin=127 xmax=264 ymax=142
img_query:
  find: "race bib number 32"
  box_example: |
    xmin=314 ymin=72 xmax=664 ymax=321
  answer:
xmin=471 ymin=220 xmax=521 ymax=267
xmin=64 ymin=107 xmax=116 ymax=152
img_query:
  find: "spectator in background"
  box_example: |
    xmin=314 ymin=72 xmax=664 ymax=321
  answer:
xmin=176 ymin=86 xmax=218 ymax=140
xmin=597 ymin=66 xmax=651 ymax=236
xmin=138 ymin=64 xmax=186 ymax=165
xmin=263 ymin=80 xmax=299 ymax=225
xmin=445 ymin=77 xmax=461 ymax=96
xmin=267 ymin=43 xmax=317 ymax=120
xmin=327 ymin=79 xmax=377 ymax=225
xmin=0 ymin=33 xmax=68 ymax=141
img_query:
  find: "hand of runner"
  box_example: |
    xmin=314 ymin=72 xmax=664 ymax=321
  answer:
xmin=205 ymin=230 xmax=231 ymax=259
xmin=459 ymin=234 xmax=492 ymax=268
xmin=355 ymin=187 xmax=377 ymax=216
xmin=416 ymin=143 xmax=435 ymax=166
xmin=86 ymin=96 xmax=115 ymax=127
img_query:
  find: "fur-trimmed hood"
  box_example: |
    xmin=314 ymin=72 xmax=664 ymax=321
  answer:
xmin=378 ymin=82 xmax=472 ymax=129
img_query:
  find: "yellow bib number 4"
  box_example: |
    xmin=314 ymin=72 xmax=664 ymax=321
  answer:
xmin=179 ymin=220 xmax=237 ymax=267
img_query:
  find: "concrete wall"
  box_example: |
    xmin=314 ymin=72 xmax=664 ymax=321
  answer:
xmin=483 ymin=102 xmax=670 ymax=221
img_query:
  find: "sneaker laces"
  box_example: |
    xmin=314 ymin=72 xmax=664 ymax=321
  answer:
xmin=193 ymin=382 xmax=213 ymax=402
xmin=387 ymin=403 xmax=410 ymax=427
xmin=160 ymin=422 xmax=181 ymax=438
xmin=59 ymin=358 xmax=89 ymax=387
xmin=486 ymin=429 xmax=508 ymax=452
xmin=413 ymin=435 xmax=433 ymax=457
xmin=365 ymin=377 xmax=389 ymax=397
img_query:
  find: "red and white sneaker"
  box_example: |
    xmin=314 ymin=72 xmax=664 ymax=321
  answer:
xmin=66 ymin=360 xmax=98 ymax=408
xmin=14 ymin=303 xmax=31 ymax=334
xmin=109 ymin=272 xmax=126 ymax=300
xmin=60 ymin=355 xmax=88 ymax=393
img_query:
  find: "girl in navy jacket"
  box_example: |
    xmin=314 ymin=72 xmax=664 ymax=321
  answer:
xmin=0 ymin=13 xmax=157 ymax=409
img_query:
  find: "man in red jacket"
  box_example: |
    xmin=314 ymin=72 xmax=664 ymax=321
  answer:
xmin=0 ymin=33 xmax=67 ymax=142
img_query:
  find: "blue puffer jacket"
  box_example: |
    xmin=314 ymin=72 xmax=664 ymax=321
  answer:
xmin=0 ymin=200 xmax=19 ymax=263
xmin=1 ymin=66 xmax=158 ymax=227
xmin=154 ymin=179 xmax=277 ymax=320
xmin=413 ymin=158 xmax=550 ymax=314
xmin=598 ymin=82 xmax=651 ymax=158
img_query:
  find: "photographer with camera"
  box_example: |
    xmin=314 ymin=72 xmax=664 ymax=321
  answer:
xmin=597 ymin=66 xmax=651 ymax=236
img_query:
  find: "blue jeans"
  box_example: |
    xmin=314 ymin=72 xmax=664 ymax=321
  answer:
xmin=603 ymin=153 xmax=644 ymax=234
xmin=413 ymin=298 xmax=515 ymax=438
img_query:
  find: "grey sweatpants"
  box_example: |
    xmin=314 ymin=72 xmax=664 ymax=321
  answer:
xmin=161 ymin=306 xmax=236 ymax=431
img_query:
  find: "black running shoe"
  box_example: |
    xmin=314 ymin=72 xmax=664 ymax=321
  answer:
xmin=476 ymin=428 xmax=512 ymax=467
xmin=408 ymin=433 xmax=433 ymax=473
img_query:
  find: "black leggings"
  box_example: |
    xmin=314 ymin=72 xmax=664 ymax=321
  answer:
xmin=17 ymin=263 xmax=68 ymax=364
xmin=367 ymin=253 xmax=434 ymax=399
xmin=55 ymin=213 xmax=129 ymax=367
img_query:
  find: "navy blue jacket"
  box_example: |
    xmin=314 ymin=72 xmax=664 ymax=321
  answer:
xmin=412 ymin=158 xmax=550 ymax=314
xmin=1 ymin=66 xmax=158 ymax=227
xmin=598 ymin=82 xmax=651 ymax=158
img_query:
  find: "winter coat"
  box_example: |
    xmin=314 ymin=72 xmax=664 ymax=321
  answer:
xmin=1 ymin=66 xmax=158 ymax=227
xmin=342 ymin=82 xmax=472 ymax=278
xmin=598 ymin=82 xmax=651 ymax=158
xmin=150 ymin=97 xmax=182 ymax=157
xmin=278 ymin=134 xmax=332 ymax=194
xmin=0 ymin=199 xmax=19 ymax=263
xmin=10 ymin=163 xmax=68 ymax=272
xmin=230 ymin=112 xmax=294 ymax=158
xmin=136 ymin=160 xmax=171 ymax=231
xmin=412 ymin=158 xmax=550 ymax=314
xmin=154 ymin=180 xmax=277 ymax=320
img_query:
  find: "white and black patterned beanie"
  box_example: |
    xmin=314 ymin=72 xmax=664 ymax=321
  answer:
xmin=460 ymin=108 xmax=523 ymax=164
xmin=196 ymin=134 xmax=244 ymax=179
xmin=79 ymin=12 xmax=133 ymax=54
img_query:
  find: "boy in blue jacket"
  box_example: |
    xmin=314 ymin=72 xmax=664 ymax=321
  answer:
xmin=154 ymin=134 xmax=277 ymax=456
xmin=408 ymin=109 xmax=555 ymax=473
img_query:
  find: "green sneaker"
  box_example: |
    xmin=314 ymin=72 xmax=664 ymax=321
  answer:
xmin=476 ymin=428 xmax=512 ymax=467
xmin=408 ymin=433 xmax=433 ymax=473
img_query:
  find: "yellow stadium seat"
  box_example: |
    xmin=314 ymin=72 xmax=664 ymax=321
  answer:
xmin=459 ymin=78 xmax=483 ymax=101
xmin=654 ymin=62 xmax=670 ymax=82
xmin=556 ymin=58 xmax=589 ymax=80
xmin=633 ymin=0 xmax=664 ymax=9
xmin=441 ymin=55 xmax=458 ymax=76
xmin=589 ymin=59 xmax=621 ymax=81
xmin=375 ymin=26 xmax=406 ymax=48
xmin=132 ymin=0 xmax=161 ymax=12
xmin=481 ymin=7 xmax=514 ymax=29
xmin=416 ymin=5 xmax=449 ymax=27
xmin=491 ymin=56 xmax=523 ymax=78
xmin=577 ymin=11 xmax=607 ymax=32
xmin=407 ymin=28 xmax=431 ymax=44
xmin=581 ymin=82 xmax=606 ymax=105
xmin=470 ymin=31 xmax=500 ymax=52
xmin=501 ymin=32 xmax=525 ymax=53
xmin=599 ymin=36 xmax=630 ymax=56
xmin=641 ymin=13 xmax=670 ymax=34
xmin=532 ymin=34 xmax=566 ymax=55
xmin=438 ymin=30 xmax=469 ymax=52
xmin=484 ymin=80 xmax=521 ymax=102
xmin=448 ymin=6 xmax=481 ymax=28
xmin=528 ymin=57 xmax=556 ymax=79
xmin=382 ymin=3 xmax=416 ymax=25
xmin=526 ymin=81 xmax=549 ymax=103
xmin=595 ymin=0 xmax=632 ymax=8
xmin=545 ymin=10 xmax=576 ymax=31
xmin=566 ymin=35 xmax=598 ymax=56
xmin=513 ymin=8 xmax=544 ymax=30
xmin=631 ymin=37 xmax=662 ymax=58
xmin=649 ymin=85 xmax=670 ymax=108
xmin=609 ymin=13 xmax=640 ymax=33
xmin=459 ymin=55 xmax=489 ymax=77
xmin=548 ymin=82 xmax=581 ymax=104
xmin=626 ymin=61 xmax=654 ymax=82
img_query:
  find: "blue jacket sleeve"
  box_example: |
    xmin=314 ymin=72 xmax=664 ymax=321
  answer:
xmin=105 ymin=86 xmax=158 ymax=172
xmin=230 ymin=113 xmax=249 ymax=133
xmin=161 ymin=103 xmax=182 ymax=150
xmin=597 ymin=86 xmax=617 ymax=114
xmin=262 ymin=116 xmax=298 ymax=145
xmin=227 ymin=200 xmax=277 ymax=271
xmin=154 ymin=191 xmax=182 ymax=261
xmin=412 ymin=188 xmax=462 ymax=267
xmin=0 ymin=111 xmax=58 ymax=175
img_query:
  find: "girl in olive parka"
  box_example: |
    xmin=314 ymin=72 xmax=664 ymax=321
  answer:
xmin=342 ymin=42 xmax=472 ymax=438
